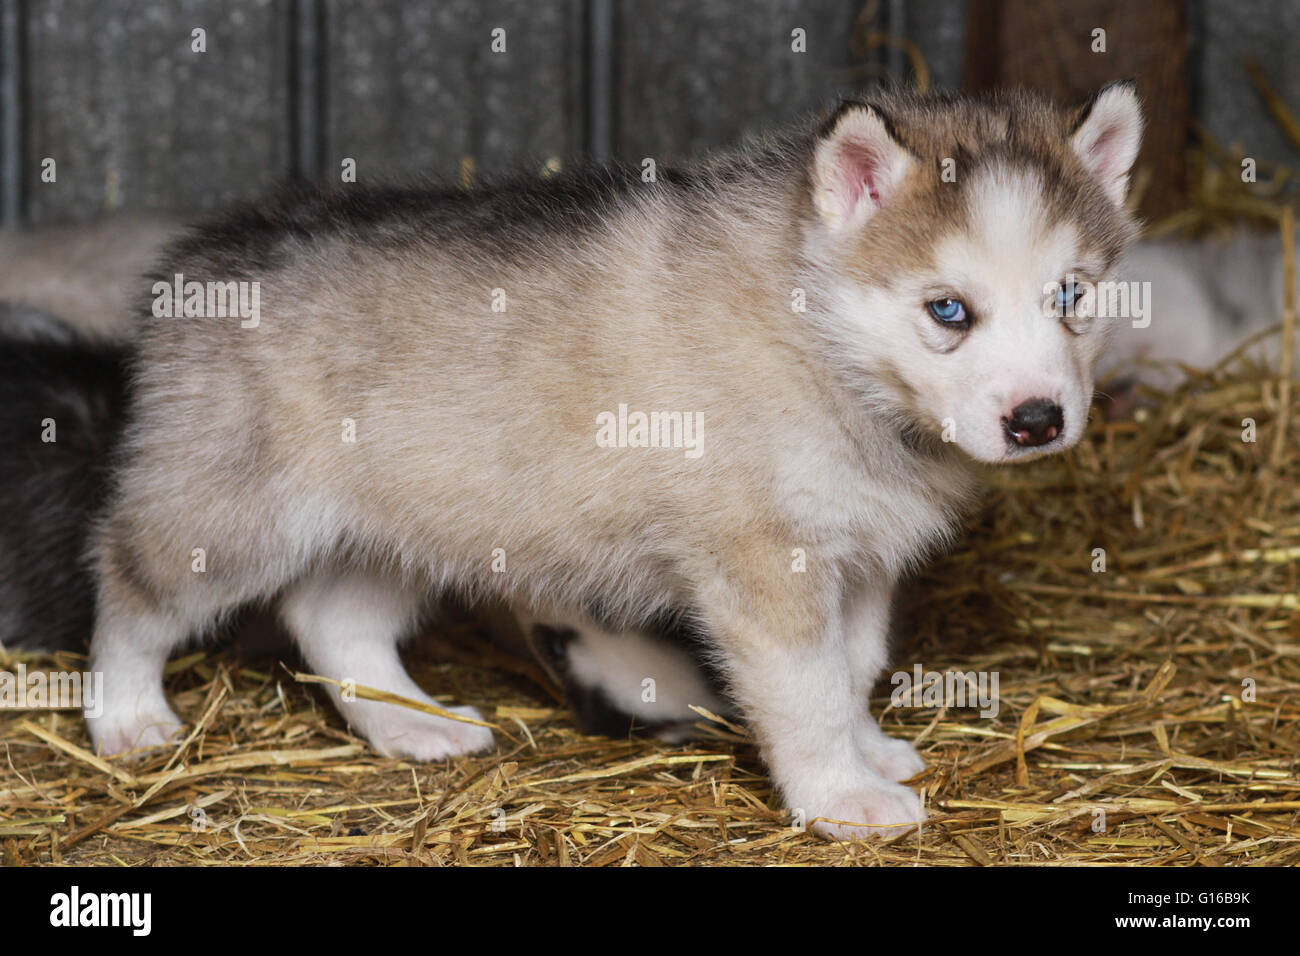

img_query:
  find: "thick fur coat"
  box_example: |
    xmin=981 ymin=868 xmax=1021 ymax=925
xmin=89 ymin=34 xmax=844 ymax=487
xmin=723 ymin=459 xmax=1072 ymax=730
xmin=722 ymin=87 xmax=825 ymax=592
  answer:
xmin=85 ymin=85 xmax=1143 ymax=837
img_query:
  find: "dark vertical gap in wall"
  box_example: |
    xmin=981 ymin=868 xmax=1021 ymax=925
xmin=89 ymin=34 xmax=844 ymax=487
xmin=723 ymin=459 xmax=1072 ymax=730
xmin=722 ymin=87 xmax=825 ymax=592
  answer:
xmin=1183 ymin=0 xmax=1204 ymax=148
xmin=290 ymin=0 xmax=323 ymax=181
xmin=0 ymin=0 xmax=25 ymax=227
xmin=566 ymin=0 xmax=588 ymax=160
xmin=587 ymin=0 xmax=615 ymax=161
xmin=886 ymin=0 xmax=905 ymax=83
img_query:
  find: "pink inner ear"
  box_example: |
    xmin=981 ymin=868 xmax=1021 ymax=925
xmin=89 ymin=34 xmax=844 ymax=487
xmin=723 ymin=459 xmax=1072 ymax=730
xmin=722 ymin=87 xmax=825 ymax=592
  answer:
xmin=833 ymin=135 xmax=888 ymax=219
xmin=1084 ymin=127 xmax=1115 ymax=169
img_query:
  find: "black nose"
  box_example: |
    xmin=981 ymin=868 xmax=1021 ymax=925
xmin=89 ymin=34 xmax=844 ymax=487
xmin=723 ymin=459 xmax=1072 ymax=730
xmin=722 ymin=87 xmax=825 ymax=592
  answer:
xmin=1005 ymin=398 xmax=1064 ymax=447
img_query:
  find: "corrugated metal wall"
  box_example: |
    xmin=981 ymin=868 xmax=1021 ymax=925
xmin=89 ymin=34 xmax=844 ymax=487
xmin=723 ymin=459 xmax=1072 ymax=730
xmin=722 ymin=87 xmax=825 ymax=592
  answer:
xmin=0 ymin=0 xmax=1296 ymax=227
xmin=1193 ymin=0 xmax=1300 ymax=168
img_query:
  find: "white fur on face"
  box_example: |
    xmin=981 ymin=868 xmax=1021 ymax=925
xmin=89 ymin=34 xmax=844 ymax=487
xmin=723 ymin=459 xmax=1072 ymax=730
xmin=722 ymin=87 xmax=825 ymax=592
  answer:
xmin=836 ymin=164 xmax=1108 ymax=464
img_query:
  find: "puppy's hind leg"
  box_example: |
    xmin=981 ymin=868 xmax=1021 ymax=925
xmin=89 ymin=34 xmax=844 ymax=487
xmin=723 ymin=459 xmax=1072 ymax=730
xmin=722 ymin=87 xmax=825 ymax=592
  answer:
xmin=280 ymin=571 xmax=494 ymax=760
xmin=87 ymin=601 xmax=190 ymax=757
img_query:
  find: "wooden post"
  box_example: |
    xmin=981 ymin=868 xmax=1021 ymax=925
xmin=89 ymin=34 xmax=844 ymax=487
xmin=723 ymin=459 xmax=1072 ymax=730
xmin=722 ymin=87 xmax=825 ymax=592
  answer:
xmin=964 ymin=0 xmax=1189 ymax=222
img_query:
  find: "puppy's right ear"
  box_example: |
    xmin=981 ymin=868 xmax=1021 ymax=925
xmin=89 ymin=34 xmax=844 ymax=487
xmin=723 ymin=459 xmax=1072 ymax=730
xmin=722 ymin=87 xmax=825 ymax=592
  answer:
xmin=811 ymin=103 xmax=914 ymax=231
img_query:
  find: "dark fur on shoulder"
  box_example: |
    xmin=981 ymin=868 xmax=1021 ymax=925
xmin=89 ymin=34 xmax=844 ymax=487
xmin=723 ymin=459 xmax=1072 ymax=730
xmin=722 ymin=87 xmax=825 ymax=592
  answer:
xmin=156 ymin=163 xmax=703 ymax=279
xmin=0 ymin=305 xmax=128 ymax=651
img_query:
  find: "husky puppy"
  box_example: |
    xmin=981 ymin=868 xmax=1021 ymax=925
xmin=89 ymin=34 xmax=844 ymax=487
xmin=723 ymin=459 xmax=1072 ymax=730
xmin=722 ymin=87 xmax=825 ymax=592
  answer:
xmin=0 ymin=306 xmax=129 ymax=651
xmin=86 ymin=84 xmax=1142 ymax=838
xmin=0 ymin=215 xmax=179 ymax=341
xmin=1103 ymin=228 xmax=1294 ymax=397
xmin=514 ymin=610 xmax=731 ymax=743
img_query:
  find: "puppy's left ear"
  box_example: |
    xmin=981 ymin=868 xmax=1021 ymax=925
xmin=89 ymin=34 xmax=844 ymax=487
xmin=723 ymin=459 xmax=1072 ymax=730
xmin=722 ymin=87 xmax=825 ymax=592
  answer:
xmin=1070 ymin=80 xmax=1144 ymax=206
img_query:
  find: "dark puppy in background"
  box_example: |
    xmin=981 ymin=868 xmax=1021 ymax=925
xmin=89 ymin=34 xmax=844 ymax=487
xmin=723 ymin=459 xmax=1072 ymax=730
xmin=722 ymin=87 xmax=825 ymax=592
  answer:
xmin=0 ymin=305 xmax=128 ymax=652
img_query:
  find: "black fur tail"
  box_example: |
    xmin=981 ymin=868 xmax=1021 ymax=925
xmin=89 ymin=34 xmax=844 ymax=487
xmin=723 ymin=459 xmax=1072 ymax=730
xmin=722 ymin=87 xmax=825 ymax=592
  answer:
xmin=0 ymin=303 xmax=128 ymax=652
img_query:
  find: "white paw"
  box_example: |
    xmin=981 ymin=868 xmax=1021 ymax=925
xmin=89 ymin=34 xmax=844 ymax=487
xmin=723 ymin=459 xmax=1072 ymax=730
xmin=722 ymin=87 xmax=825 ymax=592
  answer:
xmin=87 ymin=701 xmax=184 ymax=758
xmin=353 ymin=703 xmax=496 ymax=761
xmin=652 ymin=721 xmax=700 ymax=745
xmin=867 ymin=734 xmax=927 ymax=782
xmin=802 ymin=780 xmax=926 ymax=840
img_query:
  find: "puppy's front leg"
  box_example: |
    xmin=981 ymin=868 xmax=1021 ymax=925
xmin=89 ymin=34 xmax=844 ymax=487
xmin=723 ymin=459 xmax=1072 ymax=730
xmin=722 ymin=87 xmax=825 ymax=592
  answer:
xmin=843 ymin=577 xmax=927 ymax=783
xmin=700 ymin=564 xmax=924 ymax=839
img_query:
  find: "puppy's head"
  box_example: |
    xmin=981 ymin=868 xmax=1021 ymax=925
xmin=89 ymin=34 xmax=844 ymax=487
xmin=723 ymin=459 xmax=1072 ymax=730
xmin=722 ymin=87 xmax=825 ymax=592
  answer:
xmin=805 ymin=84 xmax=1143 ymax=463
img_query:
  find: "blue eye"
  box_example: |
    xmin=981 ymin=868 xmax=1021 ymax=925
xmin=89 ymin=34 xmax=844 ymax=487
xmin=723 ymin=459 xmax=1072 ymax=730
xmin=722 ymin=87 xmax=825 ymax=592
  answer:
xmin=928 ymin=298 xmax=967 ymax=325
xmin=1056 ymin=282 xmax=1084 ymax=313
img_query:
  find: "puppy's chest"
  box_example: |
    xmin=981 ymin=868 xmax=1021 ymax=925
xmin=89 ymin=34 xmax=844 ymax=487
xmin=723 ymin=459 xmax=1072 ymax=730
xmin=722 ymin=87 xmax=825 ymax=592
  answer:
xmin=775 ymin=434 xmax=975 ymax=574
